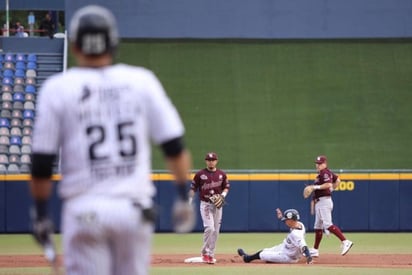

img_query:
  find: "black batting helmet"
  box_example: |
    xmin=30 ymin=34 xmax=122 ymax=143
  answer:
xmin=69 ymin=5 xmax=119 ymax=56
xmin=281 ymin=209 xmax=300 ymax=221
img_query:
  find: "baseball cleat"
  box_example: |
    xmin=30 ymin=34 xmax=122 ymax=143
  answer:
xmin=341 ymin=240 xmax=353 ymax=256
xmin=309 ymin=248 xmax=319 ymax=257
xmin=237 ymin=248 xmax=251 ymax=263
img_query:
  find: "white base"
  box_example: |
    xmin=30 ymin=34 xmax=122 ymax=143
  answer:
xmin=184 ymin=256 xmax=217 ymax=263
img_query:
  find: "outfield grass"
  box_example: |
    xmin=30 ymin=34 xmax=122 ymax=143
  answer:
xmin=0 ymin=233 xmax=411 ymax=274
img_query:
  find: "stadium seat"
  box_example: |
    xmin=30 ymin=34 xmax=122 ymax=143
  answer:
xmin=9 ymin=145 xmax=21 ymax=155
xmin=22 ymin=119 xmax=33 ymax=128
xmin=23 ymin=110 xmax=35 ymax=119
xmin=22 ymin=127 xmax=32 ymax=136
xmin=27 ymin=54 xmax=37 ymax=62
xmin=10 ymin=127 xmax=22 ymax=136
xmin=2 ymin=101 xmax=12 ymax=111
xmin=2 ymin=77 xmax=14 ymax=85
xmin=10 ymin=118 xmax=22 ymax=128
xmin=0 ymin=136 xmax=10 ymax=146
xmin=12 ymin=101 xmax=24 ymax=111
xmin=1 ymin=85 xmax=12 ymax=92
xmin=25 ymin=93 xmax=36 ymax=102
xmin=0 ymin=118 xmax=10 ymax=128
xmin=26 ymin=69 xmax=37 ymax=78
xmin=3 ymin=61 xmax=15 ymax=70
xmin=0 ymin=145 xmax=8 ymax=155
xmin=27 ymin=62 xmax=37 ymax=70
xmin=10 ymin=135 xmax=22 ymax=145
xmin=22 ymin=136 xmax=32 ymax=145
xmin=0 ymin=164 xmax=6 ymax=173
xmin=1 ymin=92 xmax=12 ymax=102
xmin=0 ymin=154 xmax=8 ymax=164
xmin=15 ymin=53 xmax=26 ymax=62
xmin=8 ymin=154 xmax=19 ymax=164
xmin=15 ymin=61 xmax=26 ymax=70
xmin=24 ymin=101 xmax=35 ymax=111
xmin=19 ymin=164 xmax=30 ymax=173
xmin=0 ymin=127 xmax=10 ymax=137
xmin=11 ymin=110 xmax=23 ymax=120
xmin=14 ymin=69 xmax=25 ymax=78
xmin=20 ymin=154 xmax=31 ymax=164
xmin=13 ymin=85 xmax=24 ymax=93
xmin=25 ymin=85 xmax=36 ymax=94
xmin=21 ymin=144 xmax=32 ymax=154
xmin=7 ymin=163 xmax=20 ymax=173
xmin=14 ymin=77 xmax=25 ymax=85
xmin=25 ymin=77 xmax=36 ymax=85
xmin=2 ymin=69 xmax=14 ymax=78
xmin=13 ymin=92 xmax=25 ymax=102
xmin=0 ymin=110 xmax=11 ymax=119
xmin=4 ymin=53 xmax=15 ymax=62
xmin=0 ymin=54 xmax=3 ymax=62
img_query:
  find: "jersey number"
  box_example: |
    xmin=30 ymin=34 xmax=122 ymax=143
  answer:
xmin=86 ymin=121 xmax=137 ymax=161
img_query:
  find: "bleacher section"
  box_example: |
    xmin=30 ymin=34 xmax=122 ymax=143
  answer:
xmin=0 ymin=52 xmax=64 ymax=174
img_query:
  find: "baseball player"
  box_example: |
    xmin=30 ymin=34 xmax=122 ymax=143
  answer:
xmin=28 ymin=5 xmax=195 ymax=275
xmin=308 ymin=155 xmax=353 ymax=257
xmin=237 ymin=208 xmax=313 ymax=264
xmin=188 ymin=152 xmax=230 ymax=264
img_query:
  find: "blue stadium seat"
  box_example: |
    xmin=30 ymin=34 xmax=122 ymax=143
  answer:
xmin=13 ymin=92 xmax=25 ymax=103
xmin=15 ymin=53 xmax=26 ymax=62
xmin=14 ymin=69 xmax=26 ymax=78
xmin=2 ymin=77 xmax=14 ymax=85
xmin=10 ymin=136 xmax=22 ymax=146
xmin=25 ymin=85 xmax=36 ymax=94
xmin=4 ymin=53 xmax=15 ymax=62
xmin=27 ymin=54 xmax=37 ymax=62
xmin=2 ymin=69 xmax=14 ymax=78
xmin=0 ymin=54 xmax=3 ymax=62
xmin=27 ymin=62 xmax=37 ymax=70
xmin=23 ymin=110 xmax=35 ymax=119
xmin=15 ymin=61 xmax=26 ymax=70
xmin=0 ymin=118 xmax=10 ymax=128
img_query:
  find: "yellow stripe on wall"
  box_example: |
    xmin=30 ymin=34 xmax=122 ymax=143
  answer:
xmin=4 ymin=173 xmax=412 ymax=181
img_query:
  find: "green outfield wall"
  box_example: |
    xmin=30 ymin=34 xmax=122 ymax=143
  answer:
xmin=2 ymin=173 xmax=412 ymax=233
xmin=109 ymin=39 xmax=412 ymax=170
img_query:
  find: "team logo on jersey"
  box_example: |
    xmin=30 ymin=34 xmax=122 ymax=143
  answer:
xmin=200 ymin=175 xmax=208 ymax=180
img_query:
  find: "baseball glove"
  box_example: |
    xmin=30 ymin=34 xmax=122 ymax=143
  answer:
xmin=210 ymin=194 xmax=225 ymax=209
xmin=303 ymin=185 xmax=315 ymax=199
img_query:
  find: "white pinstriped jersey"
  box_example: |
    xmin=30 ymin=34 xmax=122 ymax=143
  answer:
xmin=32 ymin=64 xmax=184 ymax=206
xmin=282 ymin=222 xmax=308 ymax=259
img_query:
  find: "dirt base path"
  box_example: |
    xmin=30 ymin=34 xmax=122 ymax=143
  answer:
xmin=0 ymin=253 xmax=411 ymax=268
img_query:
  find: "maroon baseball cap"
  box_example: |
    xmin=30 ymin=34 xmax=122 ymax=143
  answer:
xmin=314 ymin=155 xmax=327 ymax=164
xmin=205 ymin=152 xmax=218 ymax=160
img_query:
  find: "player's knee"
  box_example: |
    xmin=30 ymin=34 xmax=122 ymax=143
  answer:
xmin=204 ymin=226 xmax=215 ymax=234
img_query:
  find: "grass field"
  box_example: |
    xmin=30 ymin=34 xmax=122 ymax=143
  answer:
xmin=0 ymin=232 xmax=411 ymax=274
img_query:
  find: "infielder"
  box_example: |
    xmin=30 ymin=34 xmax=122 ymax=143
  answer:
xmin=29 ymin=5 xmax=195 ymax=275
xmin=189 ymin=152 xmax=230 ymax=264
xmin=307 ymin=155 xmax=353 ymax=257
xmin=237 ymin=208 xmax=313 ymax=264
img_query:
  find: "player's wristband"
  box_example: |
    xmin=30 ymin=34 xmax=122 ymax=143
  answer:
xmin=35 ymin=199 xmax=48 ymax=220
xmin=176 ymin=184 xmax=188 ymax=201
xmin=221 ymin=191 xmax=227 ymax=198
xmin=314 ymin=185 xmax=321 ymax=190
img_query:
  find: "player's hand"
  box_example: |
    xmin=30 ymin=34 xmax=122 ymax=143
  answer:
xmin=172 ymin=199 xmax=196 ymax=233
xmin=276 ymin=208 xmax=283 ymax=219
xmin=306 ymin=255 xmax=314 ymax=264
xmin=30 ymin=206 xmax=54 ymax=247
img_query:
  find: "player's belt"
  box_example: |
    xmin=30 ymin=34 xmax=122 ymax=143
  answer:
xmin=314 ymin=196 xmax=331 ymax=202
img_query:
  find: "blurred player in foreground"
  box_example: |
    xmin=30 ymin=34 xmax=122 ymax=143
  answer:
xmin=237 ymin=208 xmax=313 ymax=264
xmin=29 ymin=5 xmax=195 ymax=275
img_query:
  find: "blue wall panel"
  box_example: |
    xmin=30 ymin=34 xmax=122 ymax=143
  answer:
xmin=399 ymin=181 xmax=412 ymax=231
xmin=0 ymin=181 xmax=5 ymax=232
xmin=369 ymin=181 xmax=400 ymax=231
xmin=1 ymin=178 xmax=412 ymax=233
